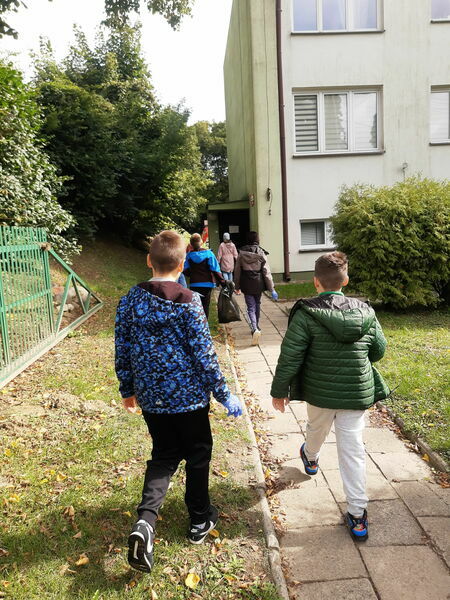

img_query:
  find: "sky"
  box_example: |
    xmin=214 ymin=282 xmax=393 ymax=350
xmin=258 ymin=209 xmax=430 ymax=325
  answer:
xmin=1 ymin=0 xmax=233 ymax=123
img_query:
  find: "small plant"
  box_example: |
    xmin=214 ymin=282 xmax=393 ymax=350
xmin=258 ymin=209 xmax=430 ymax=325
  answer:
xmin=331 ymin=177 xmax=450 ymax=309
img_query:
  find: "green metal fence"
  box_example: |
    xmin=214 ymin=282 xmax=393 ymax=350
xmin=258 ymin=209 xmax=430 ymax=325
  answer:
xmin=0 ymin=226 xmax=102 ymax=388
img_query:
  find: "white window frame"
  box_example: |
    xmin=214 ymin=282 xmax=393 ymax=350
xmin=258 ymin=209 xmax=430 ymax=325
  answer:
xmin=431 ymin=0 xmax=450 ymax=21
xmin=299 ymin=219 xmax=335 ymax=251
xmin=430 ymin=88 xmax=450 ymax=143
xmin=293 ymin=89 xmax=381 ymax=156
xmin=292 ymin=0 xmax=382 ymax=33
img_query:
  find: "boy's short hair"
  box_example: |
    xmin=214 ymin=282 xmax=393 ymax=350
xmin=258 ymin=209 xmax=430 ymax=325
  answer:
xmin=247 ymin=231 xmax=259 ymax=245
xmin=190 ymin=233 xmax=202 ymax=250
xmin=315 ymin=251 xmax=348 ymax=290
xmin=149 ymin=230 xmax=185 ymax=273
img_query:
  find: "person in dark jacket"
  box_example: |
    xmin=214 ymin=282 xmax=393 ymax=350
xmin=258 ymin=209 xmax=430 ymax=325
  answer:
xmin=184 ymin=233 xmax=225 ymax=318
xmin=234 ymin=231 xmax=278 ymax=345
xmin=271 ymin=251 xmax=388 ymax=542
xmin=115 ymin=230 xmax=242 ymax=573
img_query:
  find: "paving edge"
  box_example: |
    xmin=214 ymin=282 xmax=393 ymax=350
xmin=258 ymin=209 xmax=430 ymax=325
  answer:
xmin=222 ymin=325 xmax=291 ymax=600
xmin=376 ymin=401 xmax=449 ymax=473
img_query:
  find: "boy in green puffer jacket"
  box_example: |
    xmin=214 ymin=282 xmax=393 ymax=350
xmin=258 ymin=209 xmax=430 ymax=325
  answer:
xmin=270 ymin=251 xmax=388 ymax=541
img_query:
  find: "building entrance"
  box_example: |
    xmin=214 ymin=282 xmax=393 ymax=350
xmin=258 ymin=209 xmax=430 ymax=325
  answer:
xmin=218 ymin=209 xmax=250 ymax=249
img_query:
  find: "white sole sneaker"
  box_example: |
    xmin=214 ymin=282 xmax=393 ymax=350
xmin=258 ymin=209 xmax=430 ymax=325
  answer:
xmin=252 ymin=329 xmax=261 ymax=346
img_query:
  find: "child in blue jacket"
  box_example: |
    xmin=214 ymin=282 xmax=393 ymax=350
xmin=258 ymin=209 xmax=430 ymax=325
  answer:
xmin=115 ymin=230 xmax=242 ymax=573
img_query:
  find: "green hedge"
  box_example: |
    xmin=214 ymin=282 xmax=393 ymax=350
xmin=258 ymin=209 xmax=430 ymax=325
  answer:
xmin=331 ymin=177 xmax=450 ymax=309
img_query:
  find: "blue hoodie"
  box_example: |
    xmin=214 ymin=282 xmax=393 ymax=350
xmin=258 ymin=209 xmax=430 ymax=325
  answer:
xmin=184 ymin=249 xmax=222 ymax=289
xmin=115 ymin=282 xmax=231 ymax=414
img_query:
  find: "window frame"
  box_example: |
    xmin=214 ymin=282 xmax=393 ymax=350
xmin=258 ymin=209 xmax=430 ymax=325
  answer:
xmin=431 ymin=0 xmax=450 ymax=21
xmin=299 ymin=219 xmax=335 ymax=251
xmin=430 ymin=88 xmax=450 ymax=143
xmin=292 ymin=0 xmax=382 ymax=33
xmin=293 ymin=89 xmax=381 ymax=156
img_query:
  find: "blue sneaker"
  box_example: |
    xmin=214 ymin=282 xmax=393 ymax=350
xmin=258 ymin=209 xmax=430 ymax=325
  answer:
xmin=300 ymin=443 xmax=319 ymax=475
xmin=346 ymin=510 xmax=368 ymax=541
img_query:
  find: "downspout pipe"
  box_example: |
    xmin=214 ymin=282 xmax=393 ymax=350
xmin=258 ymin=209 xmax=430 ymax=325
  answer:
xmin=275 ymin=0 xmax=291 ymax=281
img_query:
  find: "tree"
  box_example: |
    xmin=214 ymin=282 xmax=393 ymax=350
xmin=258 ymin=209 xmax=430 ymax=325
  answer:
xmin=194 ymin=121 xmax=228 ymax=205
xmin=0 ymin=59 xmax=78 ymax=258
xmin=0 ymin=0 xmax=195 ymax=39
xmin=34 ymin=24 xmax=210 ymax=240
xmin=331 ymin=177 xmax=450 ymax=309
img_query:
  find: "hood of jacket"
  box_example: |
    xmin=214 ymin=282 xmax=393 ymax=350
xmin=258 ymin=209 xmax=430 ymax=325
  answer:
xmin=238 ymin=247 xmax=265 ymax=270
xmin=298 ymin=295 xmax=376 ymax=343
xmin=187 ymin=249 xmax=211 ymax=264
xmin=129 ymin=285 xmax=193 ymax=330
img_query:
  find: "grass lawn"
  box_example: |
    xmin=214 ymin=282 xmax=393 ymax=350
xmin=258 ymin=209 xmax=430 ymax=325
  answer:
xmin=270 ymin=283 xmax=449 ymax=462
xmin=0 ymin=240 xmax=280 ymax=600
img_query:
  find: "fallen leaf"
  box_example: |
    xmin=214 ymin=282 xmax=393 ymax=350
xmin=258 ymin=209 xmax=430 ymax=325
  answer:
xmin=150 ymin=590 xmax=158 ymax=599
xmin=218 ymin=470 xmax=229 ymax=478
xmin=73 ymin=531 xmax=82 ymax=539
xmin=60 ymin=564 xmax=76 ymax=576
xmin=422 ymin=454 xmax=430 ymax=462
xmin=122 ymin=511 xmax=132 ymax=517
xmin=224 ymin=575 xmax=235 ymax=583
xmin=56 ymin=472 xmax=67 ymax=482
xmin=0 ymin=549 xmax=9 ymax=558
xmin=209 ymin=529 xmax=220 ymax=538
xmin=185 ymin=573 xmax=200 ymax=589
xmin=75 ymin=553 xmax=89 ymax=566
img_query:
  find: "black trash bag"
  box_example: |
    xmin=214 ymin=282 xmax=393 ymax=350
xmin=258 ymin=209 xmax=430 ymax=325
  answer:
xmin=217 ymin=281 xmax=241 ymax=324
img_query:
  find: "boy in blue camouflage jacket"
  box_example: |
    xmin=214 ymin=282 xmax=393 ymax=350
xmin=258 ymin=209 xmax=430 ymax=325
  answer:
xmin=115 ymin=230 xmax=242 ymax=573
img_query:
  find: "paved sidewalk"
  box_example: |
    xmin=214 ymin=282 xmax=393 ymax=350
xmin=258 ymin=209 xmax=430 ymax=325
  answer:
xmin=226 ymin=294 xmax=450 ymax=600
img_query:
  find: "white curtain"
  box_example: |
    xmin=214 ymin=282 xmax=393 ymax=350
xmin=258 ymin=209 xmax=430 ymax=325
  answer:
xmin=354 ymin=93 xmax=378 ymax=149
xmin=294 ymin=0 xmax=318 ymax=31
xmin=352 ymin=0 xmax=377 ymax=29
xmin=322 ymin=0 xmax=346 ymax=30
xmin=324 ymin=94 xmax=348 ymax=150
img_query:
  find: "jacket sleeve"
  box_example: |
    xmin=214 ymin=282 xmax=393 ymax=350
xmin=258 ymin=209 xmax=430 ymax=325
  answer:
xmin=262 ymin=258 xmax=275 ymax=293
xmin=368 ymin=317 xmax=387 ymax=363
xmin=115 ymin=294 xmax=135 ymax=398
xmin=234 ymin=255 xmax=242 ymax=291
xmin=232 ymin=244 xmax=238 ymax=260
xmin=185 ymin=298 xmax=231 ymax=404
xmin=217 ymin=244 xmax=223 ymax=262
xmin=270 ymin=310 xmax=310 ymax=398
xmin=183 ymin=255 xmax=191 ymax=277
xmin=208 ymin=251 xmax=225 ymax=285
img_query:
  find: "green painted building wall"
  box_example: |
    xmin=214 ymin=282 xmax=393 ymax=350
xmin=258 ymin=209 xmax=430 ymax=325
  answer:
xmin=218 ymin=0 xmax=285 ymax=274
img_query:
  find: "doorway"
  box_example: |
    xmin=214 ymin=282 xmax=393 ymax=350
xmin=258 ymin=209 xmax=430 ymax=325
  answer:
xmin=218 ymin=209 xmax=250 ymax=249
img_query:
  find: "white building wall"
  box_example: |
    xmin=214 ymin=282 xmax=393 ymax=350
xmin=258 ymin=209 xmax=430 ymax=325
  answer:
xmin=281 ymin=0 xmax=450 ymax=273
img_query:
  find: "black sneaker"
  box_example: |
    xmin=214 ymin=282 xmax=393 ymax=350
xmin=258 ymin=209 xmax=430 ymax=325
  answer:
xmin=188 ymin=505 xmax=219 ymax=545
xmin=128 ymin=519 xmax=154 ymax=572
xmin=346 ymin=510 xmax=369 ymax=541
xmin=300 ymin=442 xmax=319 ymax=475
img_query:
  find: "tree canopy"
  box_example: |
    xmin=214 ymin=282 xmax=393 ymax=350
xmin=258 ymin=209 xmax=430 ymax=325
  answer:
xmin=0 ymin=0 xmax=195 ymax=38
xmin=33 ymin=24 xmax=211 ymax=241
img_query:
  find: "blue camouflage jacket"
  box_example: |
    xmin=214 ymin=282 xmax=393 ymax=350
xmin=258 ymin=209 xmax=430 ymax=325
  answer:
xmin=115 ymin=282 xmax=231 ymax=414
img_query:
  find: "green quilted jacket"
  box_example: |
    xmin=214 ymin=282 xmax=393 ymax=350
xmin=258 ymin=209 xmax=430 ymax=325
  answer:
xmin=270 ymin=293 xmax=388 ymax=410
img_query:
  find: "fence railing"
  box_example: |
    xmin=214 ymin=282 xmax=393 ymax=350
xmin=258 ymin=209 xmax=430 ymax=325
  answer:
xmin=0 ymin=226 xmax=102 ymax=388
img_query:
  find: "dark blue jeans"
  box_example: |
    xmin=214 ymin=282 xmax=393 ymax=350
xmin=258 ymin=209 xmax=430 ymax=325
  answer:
xmin=245 ymin=293 xmax=261 ymax=331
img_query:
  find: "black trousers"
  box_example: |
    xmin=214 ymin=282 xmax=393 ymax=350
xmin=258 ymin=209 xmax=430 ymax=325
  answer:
xmin=137 ymin=405 xmax=213 ymax=527
xmin=190 ymin=286 xmax=212 ymax=318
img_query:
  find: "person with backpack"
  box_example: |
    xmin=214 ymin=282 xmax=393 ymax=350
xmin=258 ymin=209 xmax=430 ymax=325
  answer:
xmin=234 ymin=231 xmax=278 ymax=345
xmin=217 ymin=232 xmax=238 ymax=281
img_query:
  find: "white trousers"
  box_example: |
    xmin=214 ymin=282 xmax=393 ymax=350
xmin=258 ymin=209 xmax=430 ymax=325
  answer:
xmin=304 ymin=403 xmax=368 ymax=517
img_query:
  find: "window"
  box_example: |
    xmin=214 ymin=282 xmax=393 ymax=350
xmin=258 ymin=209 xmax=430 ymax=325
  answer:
xmin=432 ymin=0 xmax=450 ymax=20
xmin=294 ymin=90 xmax=379 ymax=154
xmin=300 ymin=220 xmax=334 ymax=249
xmin=293 ymin=0 xmax=378 ymax=32
xmin=430 ymin=90 xmax=450 ymax=142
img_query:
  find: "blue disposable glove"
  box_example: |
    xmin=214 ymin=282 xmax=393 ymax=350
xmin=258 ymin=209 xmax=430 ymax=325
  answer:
xmin=271 ymin=290 xmax=279 ymax=301
xmin=222 ymin=394 xmax=243 ymax=418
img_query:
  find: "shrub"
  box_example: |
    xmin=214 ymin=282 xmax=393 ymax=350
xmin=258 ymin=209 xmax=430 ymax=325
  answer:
xmin=330 ymin=177 xmax=450 ymax=309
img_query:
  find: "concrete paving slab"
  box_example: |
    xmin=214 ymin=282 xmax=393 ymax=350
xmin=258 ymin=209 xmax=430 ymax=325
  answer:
xmin=361 ymin=545 xmax=450 ymax=600
xmin=269 ymin=433 xmax=303 ymax=460
xmin=277 ymin=458 xmax=328 ymax=488
xmin=418 ymin=517 xmax=450 ymax=566
xmin=324 ymin=468 xmax=398 ymax=502
xmin=363 ymin=427 xmax=409 ymax=453
xmin=289 ymin=402 xmax=308 ymax=423
xmin=426 ymin=481 xmax=450 ymax=506
xmin=295 ymin=579 xmax=377 ymax=600
xmin=281 ymin=526 xmax=367 ymax=582
xmin=278 ymin=487 xmax=342 ymax=527
xmin=369 ymin=451 xmax=430 ymax=481
xmin=341 ymin=499 xmax=426 ymax=546
xmin=244 ymin=361 xmax=271 ymax=375
xmin=392 ymin=481 xmax=450 ymax=516
xmin=316 ymin=443 xmax=340 ymax=469
xmin=265 ymin=411 xmax=299 ymax=434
